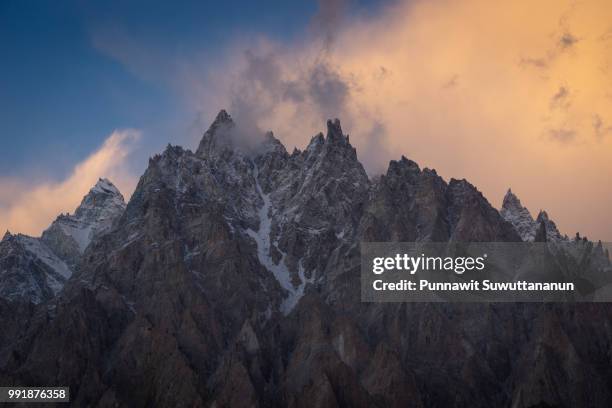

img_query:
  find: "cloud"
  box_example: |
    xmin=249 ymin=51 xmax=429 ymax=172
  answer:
xmin=593 ymin=114 xmax=612 ymax=139
xmin=548 ymin=128 xmax=577 ymax=143
xmin=0 ymin=130 xmax=140 ymax=237
xmin=550 ymin=86 xmax=571 ymax=110
xmin=93 ymin=0 xmax=612 ymax=241
xmin=559 ymin=31 xmax=579 ymax=49
xmin=199 ymin=0 xmax=612 ymax=240
xmin=310 ymin=0 xmax=349 ymax=50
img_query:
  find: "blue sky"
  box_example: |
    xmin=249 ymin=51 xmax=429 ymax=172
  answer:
xmin=0 ymin=0 xmax=379 ymax=179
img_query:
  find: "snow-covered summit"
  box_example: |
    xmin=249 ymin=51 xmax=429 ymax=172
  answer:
xmin=90 ymin=177 xmax=122 ymax=195
xmin=500 ymin=189 xmax=537 ymax=241
xmin=42 ymin=178 xmax=126 ymax=261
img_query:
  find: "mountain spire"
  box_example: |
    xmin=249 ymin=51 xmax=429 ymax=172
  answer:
xmin=325 ymin=118 xmax=348 ymax=145
xmin=196 ymin=109 xmax=236 ymax=158
xmin=535 ymin=210 xmax=565 ymax=242
xmin=500 ymin=188 xmax=536 ymax=241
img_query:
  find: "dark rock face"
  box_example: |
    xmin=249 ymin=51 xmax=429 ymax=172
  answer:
xmin=535 ymin=210 xmax=566 ymax=242
xmin=0 ymin=111 xmax=611 ymax=407
xmin=0 ymin=233 xmax=71 ymax=303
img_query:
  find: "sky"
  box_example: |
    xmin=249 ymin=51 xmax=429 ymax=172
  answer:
xmin=1 ymin=0 xmax=611 ymax=241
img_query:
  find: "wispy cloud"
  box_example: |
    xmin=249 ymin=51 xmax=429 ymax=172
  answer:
xmin=0 ymin=130 xmax=140 ymax=236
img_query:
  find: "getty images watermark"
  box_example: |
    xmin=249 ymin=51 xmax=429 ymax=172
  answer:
xmin=361 ymin=242 xmax=612 ymax=302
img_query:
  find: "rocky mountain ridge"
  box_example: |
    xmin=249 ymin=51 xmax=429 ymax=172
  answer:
xmin=0 ymin=110 xmax=610 ymax=407
xmin=501 ymin=189 xmax=567 ymax=243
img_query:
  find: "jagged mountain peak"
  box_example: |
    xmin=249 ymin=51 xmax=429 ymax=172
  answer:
xmin=447 ymin=178 xmax=497 ymax=207
xmin=41 ymin=178 xmax=127 ymax=257
xmin=500 ymin=188 xmax=536 ymax=241
xmin=387 ymin=156 xmax=421 ymax=176
xmin=448 ymin=177 xmax=476 ymax=191
xmin=259 ymin=131 xmax=288 ymax=156
xmin=305 ymin=132 xmax=325 ymax=153
xmin=326 ymin=118 xmax=348 ymax=145
xmin=91 ymin=178 xmax=121 ymax=195
xmin=536 ymin=209 xmax=549 ymax=221
xmin=2 ymin=230 xmax=11 ymax=241
xmin=536 ymin=210 xmax=565 ymax=242
xmin=196 ymin=109 xmax=237 ymax=158
xmin=214 ymin=109 xmax=233 ymax=124
xmin=503 ymin=188 xmax=521 ymax=207
xmin=447 ymin=179 xmax=522 ymax=242
xmin=75 ymin=178 xmax=126 ymax=218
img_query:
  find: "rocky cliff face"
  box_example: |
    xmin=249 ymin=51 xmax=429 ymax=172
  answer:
xmin=0 ymin=111 xmax=610 ymax=407
xmin=0 ymin=233 xmax=71 ymax=303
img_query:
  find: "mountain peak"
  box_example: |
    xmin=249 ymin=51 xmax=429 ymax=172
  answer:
xmin=502 ymin=188 xmax=526 ymax=212
xmin=77 ymin=178 xmax=125 ymax=216
xmin=535 ymin=210 xmax=565 ymax=242
xmin=326 ymin=118 xmax=348 ymax=144
xmin=2 ymin=230 xmax=11 ymax=241
xmin=41 ymin=178 xmax=127 ymax=255
xmin=196 ymin=110 xmax=237 ymax=158
xmin=306 ymin=132 xmax=325 ymax=152
xmin=386 ymin=155 xmax=421 ymax=179
xmin=214 ymin=109 xmax=233 ymax=125
xmin=259 ymin=131 xmax=288 ymax=156
xmin=503 ymin=188 xmax=516 ymax=201
xmin=500 ymin=188 xmax=535 ymax=241
xmin=91 ymin=178 xmax=122 ymax=196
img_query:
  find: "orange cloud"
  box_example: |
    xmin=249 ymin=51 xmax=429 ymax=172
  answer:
xmin=0 ymin=130 xmax=140 ymax=237
xmin=194 ymin=0 xmax=612 ymax=240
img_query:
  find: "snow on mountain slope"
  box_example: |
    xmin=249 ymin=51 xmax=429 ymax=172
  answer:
xmin=42 ymin=178 xmax=126 ymax=266
xmin=0 ymin=233 xmax=71 ymax=303
xmin=246 ymin=164 xmax=311 ymax=314
xmin=500 ymin=189 xmax=567 ymax=242
xmin=500 ymin=189 xmax=537 ymax=241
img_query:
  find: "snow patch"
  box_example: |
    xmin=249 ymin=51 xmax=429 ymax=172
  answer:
xmin=20 ymin=236 xmax=72 ymax=281
xmin=60 ymin=223 xmax=93 ymax=252
xmin=246 ymin=163 xmax=311 ymax=315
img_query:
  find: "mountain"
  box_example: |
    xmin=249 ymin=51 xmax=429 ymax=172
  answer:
xmin=0 ymin=111 xmax=610 ymax=407
xmin=501 ymin=189 xmax=567 ymax=242
xmin=41 ymin=178 xmax=126 ymax=268
xmin=0 ymin=179 xmax=125 ymax=304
